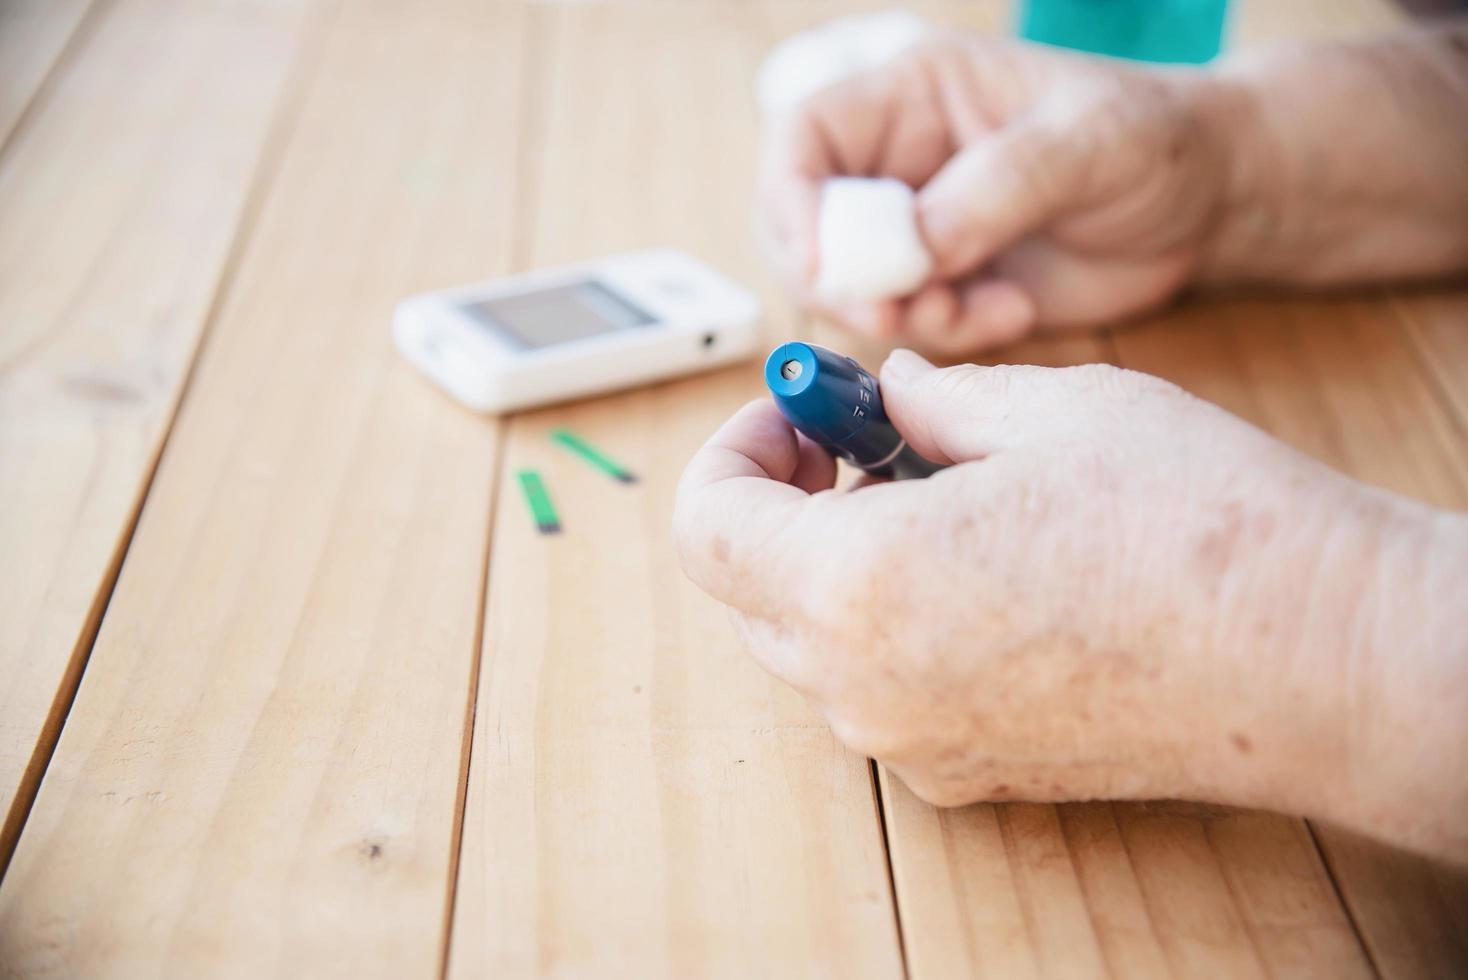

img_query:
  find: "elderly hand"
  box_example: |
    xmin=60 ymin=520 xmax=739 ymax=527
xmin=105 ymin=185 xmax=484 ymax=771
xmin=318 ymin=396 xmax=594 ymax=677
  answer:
xmin=761 ymin=37 xmax=1237 ymax=351
xmin=673 ymin=351 xmax=1468 ymax=862
xmin=762 ymin=26 xmax=1468 ymax=354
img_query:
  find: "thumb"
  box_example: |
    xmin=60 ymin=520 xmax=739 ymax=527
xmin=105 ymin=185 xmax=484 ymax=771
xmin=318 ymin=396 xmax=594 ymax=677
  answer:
xmin=916 ymin=117 xmax=1082 ymax=280
xmin=878 ymin=349 xmax=1058 ymax=463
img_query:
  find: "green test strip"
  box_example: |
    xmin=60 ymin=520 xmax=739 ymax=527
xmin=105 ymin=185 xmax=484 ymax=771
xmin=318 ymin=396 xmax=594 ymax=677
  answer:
xmin=517 ymin=469 xmax=561 ymax=534
xmin=550 ymin=428 xmax=637 ymax=483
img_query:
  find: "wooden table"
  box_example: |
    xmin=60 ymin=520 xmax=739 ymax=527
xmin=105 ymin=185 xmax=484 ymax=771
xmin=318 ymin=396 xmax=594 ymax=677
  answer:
xmin=1 ymin=0 xmax=1465 ymax=975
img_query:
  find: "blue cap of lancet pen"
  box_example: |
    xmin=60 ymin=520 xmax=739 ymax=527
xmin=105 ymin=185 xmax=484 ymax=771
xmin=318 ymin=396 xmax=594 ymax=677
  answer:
xmin=764 ymin=342 xmax=945 ymax=480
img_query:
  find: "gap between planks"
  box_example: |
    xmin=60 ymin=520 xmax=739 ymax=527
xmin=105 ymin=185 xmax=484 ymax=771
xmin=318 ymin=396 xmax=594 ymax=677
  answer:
xmin=1307 ymin=818 xmax=1385 ymax=979
xmin=870 ymin=758 xmax=912 ymax=979
xmin=437 ymin=418 xmax=510 ymax=980
xmin=438 ymin=8 xmax=546 ymax=974
xmin=0 ymin=0 xmax=345 ymax=879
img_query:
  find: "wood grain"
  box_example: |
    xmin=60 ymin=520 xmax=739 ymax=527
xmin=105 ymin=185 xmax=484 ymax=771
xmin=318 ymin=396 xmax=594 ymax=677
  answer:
xmin=0 ymin=0 xmax=523 ymax=974
xmin=0 ymin=0 xmax=93 ymax=147
xmin=1394 ymin=291 xmax=1468 ymax=435
xmin=0 ymin=0 xmax=320 ymax=871
xmin=446 ymin=5 xmax=904 ymax=976
xmin=1 ymin=0 xmax=1462 ymax=976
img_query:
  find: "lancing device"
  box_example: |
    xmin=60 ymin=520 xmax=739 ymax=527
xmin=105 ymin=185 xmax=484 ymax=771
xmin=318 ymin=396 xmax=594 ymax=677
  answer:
xmin=764 ymin=342 xmax=945 ymax=480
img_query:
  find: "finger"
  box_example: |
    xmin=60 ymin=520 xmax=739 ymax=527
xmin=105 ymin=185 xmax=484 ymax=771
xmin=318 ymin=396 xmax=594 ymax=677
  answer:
xmin=898 ymin=278 xmax=1034 ymax=356
xmin=863 ymin=54 xmax=957 ymax=187
xmin=916 ymin=115 xmax=1083 ymax=281
xmin=790 ymin=431 xmax=838 ymax=495
xmin=990 ymin=238 xmax=1191 ymax=328
xmin=760 ymin=87 xmax=879 ymax=288
xmin=674 ymin=400 xmax=825 ymax=617
xmin=877 ymin=349 xmax=1067 ymax=462
xmin=731 ymin=613 xmax=831 ymax=698
xmin=901 ymin=283 xmax=958 ymax=338
xmin=758 ymin=107 xmax=831 ymax=288
xmin=795 ymin=72 xmax=906 ymax=177
xmin=801 ymin=292 xmax=902 ymax=340
xmin=945 ymin=278 xmax=1036 ymax=352
xmin=761 ymin=61 xmax=953 ymax=290
xmin=759 ymin=158 xmax=822 ymax=287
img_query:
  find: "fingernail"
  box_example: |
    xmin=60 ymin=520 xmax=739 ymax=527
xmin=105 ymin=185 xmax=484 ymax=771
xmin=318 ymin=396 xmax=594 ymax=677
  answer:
xmin=883 ymin=348 xmax=933 ymax=381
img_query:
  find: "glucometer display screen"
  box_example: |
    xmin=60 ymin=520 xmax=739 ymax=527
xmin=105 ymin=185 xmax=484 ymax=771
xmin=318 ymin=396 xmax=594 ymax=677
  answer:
xmin=461 ymin=279 xmax=655 ymax=350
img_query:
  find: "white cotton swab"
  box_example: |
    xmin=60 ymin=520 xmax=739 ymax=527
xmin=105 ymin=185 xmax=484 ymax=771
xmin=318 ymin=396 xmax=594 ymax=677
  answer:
xmin=814 ymin=177 xmax=934 ymax=305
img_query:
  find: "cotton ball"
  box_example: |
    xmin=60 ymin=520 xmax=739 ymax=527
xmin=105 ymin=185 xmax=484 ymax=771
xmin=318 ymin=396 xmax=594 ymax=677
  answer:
xmin=757 ymin=10 xmax=933 ymax=117
xmin=815 ymin=177 xmax=934 ymax=305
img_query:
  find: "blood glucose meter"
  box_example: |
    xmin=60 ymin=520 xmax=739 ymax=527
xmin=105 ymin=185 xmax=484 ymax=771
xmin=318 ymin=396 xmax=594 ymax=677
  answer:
xmin=393 ymin=249 xmax=760 ymax=413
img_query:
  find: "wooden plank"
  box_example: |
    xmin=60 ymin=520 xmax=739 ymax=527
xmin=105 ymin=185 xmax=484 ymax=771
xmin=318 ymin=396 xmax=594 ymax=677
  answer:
xmin=1113 ymin=294 xmax=1468 ymax=978
xmin=0 ymin=0 xmax=523 ymax=974
xmin=885 ymin=774 xmax=1376 ymax=977
xmin=0 ymin=0 xmax=322 ymax=871
xmin=1393 ymin=291 xmax=1468 ymax=436
xmin=0 ymin=0 xmax=93 ymax=147
xmin=445 ymin=5 xmax=905 ymax=976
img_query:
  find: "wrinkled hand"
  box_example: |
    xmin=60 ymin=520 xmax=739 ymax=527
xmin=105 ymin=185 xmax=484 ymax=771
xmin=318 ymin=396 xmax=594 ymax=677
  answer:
xmin=673 ymin=352 xmax=1468 ymax=859
xmin=761 ymin=36 xmax=1234 ymax=352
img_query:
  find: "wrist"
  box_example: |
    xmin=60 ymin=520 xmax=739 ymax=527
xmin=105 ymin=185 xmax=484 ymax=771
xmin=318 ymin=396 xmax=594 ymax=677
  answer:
xmin=1190 ymin=28 xmax=1468 ymax=287
xmin=1184 ymin=62 xmax=1288 ymax=284
xmin=1220 ymin=468 xmax=1468 ymax=861
xmin=1322 ymin=498 xmax=1468 ymax=861
xmin=1171 ymin=449 xmax=1468 ymax=862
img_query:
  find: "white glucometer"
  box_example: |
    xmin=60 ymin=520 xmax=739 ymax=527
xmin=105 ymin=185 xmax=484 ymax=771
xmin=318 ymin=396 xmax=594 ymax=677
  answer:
xmin=393 ymin=248 xmax=760 ymax=413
